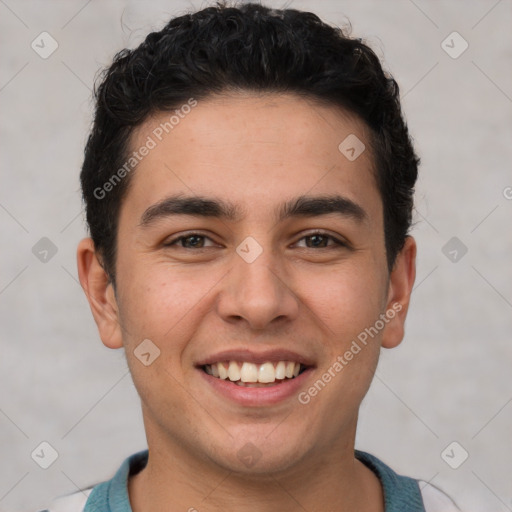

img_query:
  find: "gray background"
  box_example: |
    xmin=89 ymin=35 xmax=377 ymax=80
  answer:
xmin=1 ymin=1 xmax=511 ymax=511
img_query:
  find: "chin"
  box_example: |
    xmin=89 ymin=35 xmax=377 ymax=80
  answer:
xmin=208 ymin=427 xmax=311 ymax=476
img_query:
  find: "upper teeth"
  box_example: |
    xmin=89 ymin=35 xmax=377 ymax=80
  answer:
xmin=204 ymin=361 xmax=302 ymax=383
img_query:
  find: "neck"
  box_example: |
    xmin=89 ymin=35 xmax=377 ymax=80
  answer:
xmin=128 ymin=428 xmax=384 ymax=512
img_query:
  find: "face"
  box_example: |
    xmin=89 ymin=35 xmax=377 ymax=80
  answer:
xmin=78 ymin=93 xmax=415 ymax=477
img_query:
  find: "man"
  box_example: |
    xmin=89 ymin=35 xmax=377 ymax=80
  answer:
xmin=43 ymin=2 xmax=460 ymax=511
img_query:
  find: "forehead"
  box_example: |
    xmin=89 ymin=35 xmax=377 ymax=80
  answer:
xmin=122 ymin=93 xmax=381 ymax=223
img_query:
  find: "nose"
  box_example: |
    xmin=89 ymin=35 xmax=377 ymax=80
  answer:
xmin=216 ymin=247 xmax=300 ymax=331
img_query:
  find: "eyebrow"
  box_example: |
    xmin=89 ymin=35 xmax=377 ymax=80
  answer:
xmin=139 ymin=194 xmax=367 ymax=227
xmin=278 ymin=195 xmax=367 ymax=223
xmin=140 ymin=194 xmax=244 ymax=226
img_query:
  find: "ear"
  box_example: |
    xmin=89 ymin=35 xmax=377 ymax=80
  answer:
xmin=77 ymin=238 xmax=123 ymax=349
xmin=381 ymin=236 xmax=416 ymax=349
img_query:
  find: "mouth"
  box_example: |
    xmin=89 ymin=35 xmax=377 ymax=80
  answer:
xmin=202 ymin=360 xmax=307 ymax=387
xmin=196 ymin=349 xmax=315 ymax=406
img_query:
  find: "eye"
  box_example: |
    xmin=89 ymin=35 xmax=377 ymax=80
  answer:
xmin=295 ymin=232 xmax=346 ymax=249
xmin=165 ymin=233 xmax=216 ymax=249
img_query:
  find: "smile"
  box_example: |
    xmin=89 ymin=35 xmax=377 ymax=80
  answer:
xmin=203 ymin=361 xmax=306 ymax=386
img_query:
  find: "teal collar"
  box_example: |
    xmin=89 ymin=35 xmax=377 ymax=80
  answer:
xmin=355 ymin=450 xmax=425 ymax=511
xmin=84 ymin=449 xmax=425 ymax=512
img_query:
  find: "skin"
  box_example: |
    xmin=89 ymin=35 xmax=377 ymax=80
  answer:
xmin=77 ymin=92 xmax=416 ymax=512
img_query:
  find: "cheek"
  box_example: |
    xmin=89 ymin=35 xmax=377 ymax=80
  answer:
xmin=298 ymin=268 xmax=384 ymax=426
xmin=114 ymin=231 xmax=173 ymax=339
xmin=303 ymin=264 xmax=387 ymax=344
xmin=114 ymin=267 xmax=211 ymax=417
xmin=115 ymin=261 xmax=220 ymax=351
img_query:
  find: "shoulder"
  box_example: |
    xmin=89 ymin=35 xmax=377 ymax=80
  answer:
xmin=36 ymin=450 xmax=148 ymax=512
xmin=356 ymin=450 xmax=461 ymax=512
xmin=419 ymin=481 xmax=461 ymax=512
xmin=37 ymin=488 xmax=93 ymax=512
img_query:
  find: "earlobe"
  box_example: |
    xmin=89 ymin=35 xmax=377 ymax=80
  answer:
xmin=381 ymin=236 xmax=417 ymax=349
xmin=77 ymin=238 xmax=123 ymax=349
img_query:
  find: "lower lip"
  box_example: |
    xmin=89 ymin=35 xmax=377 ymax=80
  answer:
xmin=198 ymin=367 xmax=314 ymax=406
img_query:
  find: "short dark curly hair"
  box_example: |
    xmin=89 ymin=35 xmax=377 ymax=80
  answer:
xmin=80 ymin=1 xmax=419 ymax=284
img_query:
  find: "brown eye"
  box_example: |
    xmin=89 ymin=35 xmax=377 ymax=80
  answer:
xmin=305 ymin=234 xmax=329 ymax=248
xmin=165 ymin=233 xmax=216 ymax=249
xmin=295 ymin=232 xmax=346 ymax=249
xmin=180 ymin=235 xmax=206 ymax=248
